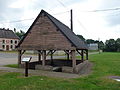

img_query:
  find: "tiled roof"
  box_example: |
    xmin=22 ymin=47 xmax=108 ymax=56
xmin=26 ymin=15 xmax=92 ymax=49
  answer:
xmin=0 ymin=28 xmax=19 ymax=39
xmin=43 ymin=10 xmax=88 ymax=49
xmin=17 ymin=10 xmax=88 ymax=49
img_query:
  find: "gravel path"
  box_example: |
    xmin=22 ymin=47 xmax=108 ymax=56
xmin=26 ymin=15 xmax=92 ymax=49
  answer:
xmin=0 ymin=66 xmax=80 ymax=78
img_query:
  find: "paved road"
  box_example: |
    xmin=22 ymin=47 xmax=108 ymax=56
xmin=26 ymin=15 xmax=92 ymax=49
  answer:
xmin=0 ymin=52 xmax=99 ymax=66
xmin=0 ymin=52 xmax=67 ymax=66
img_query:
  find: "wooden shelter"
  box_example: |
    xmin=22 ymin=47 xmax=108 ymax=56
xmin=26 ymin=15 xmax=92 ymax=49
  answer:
xmin=16 ymin=10 xmax=88 ymax=73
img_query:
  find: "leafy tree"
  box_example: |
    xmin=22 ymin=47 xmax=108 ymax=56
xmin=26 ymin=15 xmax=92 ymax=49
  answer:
xmin=77 ymin=35 xmax=85 ymax=41
xmin=15 ymin=30 xmax=25 ymax=39
xmin=104 ymin=39 xmax=117 ymax=52
xmin=116 ymin=38 xmax=120 ymax=52
xmin=86 ymin=39 xmax=95 ymax=44
xmin=98 ymin=41 xmax=104 ymax=50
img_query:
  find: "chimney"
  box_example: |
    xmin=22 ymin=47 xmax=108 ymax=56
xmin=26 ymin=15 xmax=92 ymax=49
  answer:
xmin=14 ymin=28 xmax=16 ymax=33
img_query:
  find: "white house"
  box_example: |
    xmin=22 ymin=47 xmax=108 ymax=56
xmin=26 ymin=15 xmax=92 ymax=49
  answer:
xmin=88 ymin=43 xmax=98 ymax=50
xmin=0 ymin=28 xmax=19 ymax=51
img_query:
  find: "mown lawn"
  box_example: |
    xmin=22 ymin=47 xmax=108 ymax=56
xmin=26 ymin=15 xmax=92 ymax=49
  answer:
xmin=0 ymin=52 xmax=120 ymax=90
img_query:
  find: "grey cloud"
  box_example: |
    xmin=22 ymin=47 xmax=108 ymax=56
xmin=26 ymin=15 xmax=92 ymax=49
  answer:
xmin=100 ymin=0 xmax=120 ymax=26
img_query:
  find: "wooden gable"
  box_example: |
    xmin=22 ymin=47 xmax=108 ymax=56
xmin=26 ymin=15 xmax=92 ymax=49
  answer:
xmin=18 ymin=12 xmax=75 ymax=50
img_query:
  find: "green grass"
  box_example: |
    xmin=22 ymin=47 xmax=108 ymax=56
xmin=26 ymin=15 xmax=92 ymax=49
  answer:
xmin=1 ymin=52 xmax=120 ymax=90
xmin=4 ymin=64 xmax=18 ymax=68
xmin=88 ymin=50 xmax=99 ymax=52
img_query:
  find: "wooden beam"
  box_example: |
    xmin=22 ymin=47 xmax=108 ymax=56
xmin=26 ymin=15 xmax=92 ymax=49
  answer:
xmin=46 ymin=50 xmax=51 ymax=56
xmin=64 ymin=50 xmax=70 ymax=60
xmin=76 ymin=50 xmax=82 ymax=56
xmin=71 ymin=50 xmax=76 ymax=73
xmin=18 ymin=50 xmax=22 ymax=67
xmin=38 ymin=50 xmax=43 ymax=55
xmin=51 ymin=50 xmax=56 ymax=54
xmin=21 ymin=50 xmax=26 ymax=55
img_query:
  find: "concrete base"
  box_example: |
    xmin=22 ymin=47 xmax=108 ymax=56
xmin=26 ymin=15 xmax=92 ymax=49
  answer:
xmin=75 ymin=60 xmax=92 ymax=74
xmin=62 ymin=66 xmax=73 ymax=73
xmin=20 ymin=60 xmax=92 ymax=74
xmin=35 ymin=65 xmax=53 ymax=71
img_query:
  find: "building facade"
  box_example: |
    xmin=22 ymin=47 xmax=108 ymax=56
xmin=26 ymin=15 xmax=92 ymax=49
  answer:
xmin=88 ymin=43 xmax=98 ymax=50
xmin=0 ymin=28 xmax=19 ymax=51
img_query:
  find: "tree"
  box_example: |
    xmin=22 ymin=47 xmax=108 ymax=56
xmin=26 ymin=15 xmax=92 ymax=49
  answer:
xmin=77 ymin=35 xmax=85 ymax=41
xmin=15 ymin=30 xmax=25 ymax=39
xmin=86 ymin=39 xmax=95 ymax=44
xmin=104 ymin=39 xmax=117 ymax=52
xmin=98 ymin=41 xmax=104 ymax=50
xmin=116 ymin=38 xmax=120 ymax=52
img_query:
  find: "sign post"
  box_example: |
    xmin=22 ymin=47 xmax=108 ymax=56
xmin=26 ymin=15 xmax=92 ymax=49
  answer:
xmin=22 ymin=57 xmax=32 ymax=77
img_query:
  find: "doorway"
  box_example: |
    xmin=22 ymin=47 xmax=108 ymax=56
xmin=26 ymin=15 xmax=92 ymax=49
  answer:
xmin=6 ymin=45 xmax=9 ymax=50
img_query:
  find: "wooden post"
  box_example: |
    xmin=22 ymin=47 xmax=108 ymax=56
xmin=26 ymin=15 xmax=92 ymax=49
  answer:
xmin=38 ymin=50 xmax=41 ymax=62
xmin=81 ymin=50 xmax=84 ymax=62
xmin=50 ymin=50 xmax=53 ymax=65
xmin=71 ymin=50 xmax=76 ymax=73
xmin=18 ymin=50 xmax=22 ymax=67
xmin=66 ymin=50 xmax=69 ymax=60
xmin=25 ymin=62 xmax=29 ymax=77
xmin=42 ymin=50 xmax=46 ymax=66
xmin=86 ymin=49 xmax=88 ymax=60
xmin=38 ymin=53 xmax=41 ymax=62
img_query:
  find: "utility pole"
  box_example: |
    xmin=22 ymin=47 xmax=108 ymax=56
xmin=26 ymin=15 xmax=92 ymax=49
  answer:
xmin=70 ymin=9 xmax=73 ymax=31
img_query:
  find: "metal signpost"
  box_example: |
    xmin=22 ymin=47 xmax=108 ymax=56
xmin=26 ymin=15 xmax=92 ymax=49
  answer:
xmin=22 ymin=57 xmax=32 ymax=77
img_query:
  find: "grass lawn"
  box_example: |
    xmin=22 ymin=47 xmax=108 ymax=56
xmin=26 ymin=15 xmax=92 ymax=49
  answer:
xmin=1 ymin=52 xmax=120 ymax=90
xmin=4 ymin=64 xmax=18 ymax=68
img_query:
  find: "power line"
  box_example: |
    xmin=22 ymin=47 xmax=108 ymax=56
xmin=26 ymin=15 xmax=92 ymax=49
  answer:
xmin=0 ymin=11 xmax=69 ymax=24
xmin=0 ymin=18 xmax=35 ymax=24
xmin=56 ymin=0 xmax=67 ymax=8
xmin=53 ymin=10 xmax=70 ymax=15
xmin=81 ymin=7 xmax=120 ymax=12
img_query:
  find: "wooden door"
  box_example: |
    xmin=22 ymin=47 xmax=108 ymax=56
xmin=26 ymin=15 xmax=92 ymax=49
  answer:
xmin=6 ymin=45 xmax=9 ymax=50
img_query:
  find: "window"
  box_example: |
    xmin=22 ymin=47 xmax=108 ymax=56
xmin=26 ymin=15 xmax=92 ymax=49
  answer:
xmin=11 ymin=45 xmax=13 ymax=49
xmin=11 ymin=40 xmax=13 ymax=44
xmin=2 ymin=40 xmax=5 ymax=43
xmin=15 ymin=40 xmax=17 ymax=44
xmin=2 ymin=45 xmax=5 ymax=49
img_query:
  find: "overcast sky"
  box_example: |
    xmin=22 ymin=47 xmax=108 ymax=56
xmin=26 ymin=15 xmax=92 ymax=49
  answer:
xmin=0 ymin=0 xmax=120 ymax=42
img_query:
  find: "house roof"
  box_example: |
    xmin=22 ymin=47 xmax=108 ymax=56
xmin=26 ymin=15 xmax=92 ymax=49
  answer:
xmin=43 ymin=10 xmax=88 ymax=49
xmin=17 ymin=10 xmax=88 ymax=50
xmin=0 ymin=28 xmax=19 ymax=39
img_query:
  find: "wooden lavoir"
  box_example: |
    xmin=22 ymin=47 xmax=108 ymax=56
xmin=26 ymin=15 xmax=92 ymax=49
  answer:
xmin=16 ymin=10 xmax=88 ymax=73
